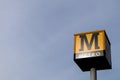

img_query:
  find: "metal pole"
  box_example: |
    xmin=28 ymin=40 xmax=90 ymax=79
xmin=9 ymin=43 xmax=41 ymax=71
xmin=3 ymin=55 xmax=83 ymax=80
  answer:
xmin=90 ymin=68 xmax=97 ymax=80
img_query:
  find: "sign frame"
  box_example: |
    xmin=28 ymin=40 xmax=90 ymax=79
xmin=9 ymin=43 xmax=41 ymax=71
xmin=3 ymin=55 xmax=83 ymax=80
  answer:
xmin=74 ymin=30 xmax=112 ymax=71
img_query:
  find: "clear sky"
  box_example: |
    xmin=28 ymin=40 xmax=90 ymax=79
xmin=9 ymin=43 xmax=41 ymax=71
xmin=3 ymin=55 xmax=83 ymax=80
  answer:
xmin=0 ymin=0 xmax=120 ymax=80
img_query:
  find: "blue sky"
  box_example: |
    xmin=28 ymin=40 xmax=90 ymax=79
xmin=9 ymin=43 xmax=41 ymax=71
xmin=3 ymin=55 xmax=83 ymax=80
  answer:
xmin=0 ymin=0 xmax=120 ymax=80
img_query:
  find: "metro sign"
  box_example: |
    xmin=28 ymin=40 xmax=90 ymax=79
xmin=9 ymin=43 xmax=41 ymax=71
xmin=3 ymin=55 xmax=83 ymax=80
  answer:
xmin=74 ymin=30 xmax=112 ymax=71
xmin=74 ymin=30 xmax=105 ymax=58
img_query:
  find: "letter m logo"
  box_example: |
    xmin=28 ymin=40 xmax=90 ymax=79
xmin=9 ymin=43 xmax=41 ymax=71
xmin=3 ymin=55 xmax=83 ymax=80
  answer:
xmin=79 ymin=32 xmax=100 ymax=51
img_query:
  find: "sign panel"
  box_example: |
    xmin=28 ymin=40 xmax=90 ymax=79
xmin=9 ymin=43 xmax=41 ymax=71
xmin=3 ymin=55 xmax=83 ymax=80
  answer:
xmin=74 ymin=30 xmax=105 ymax=59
